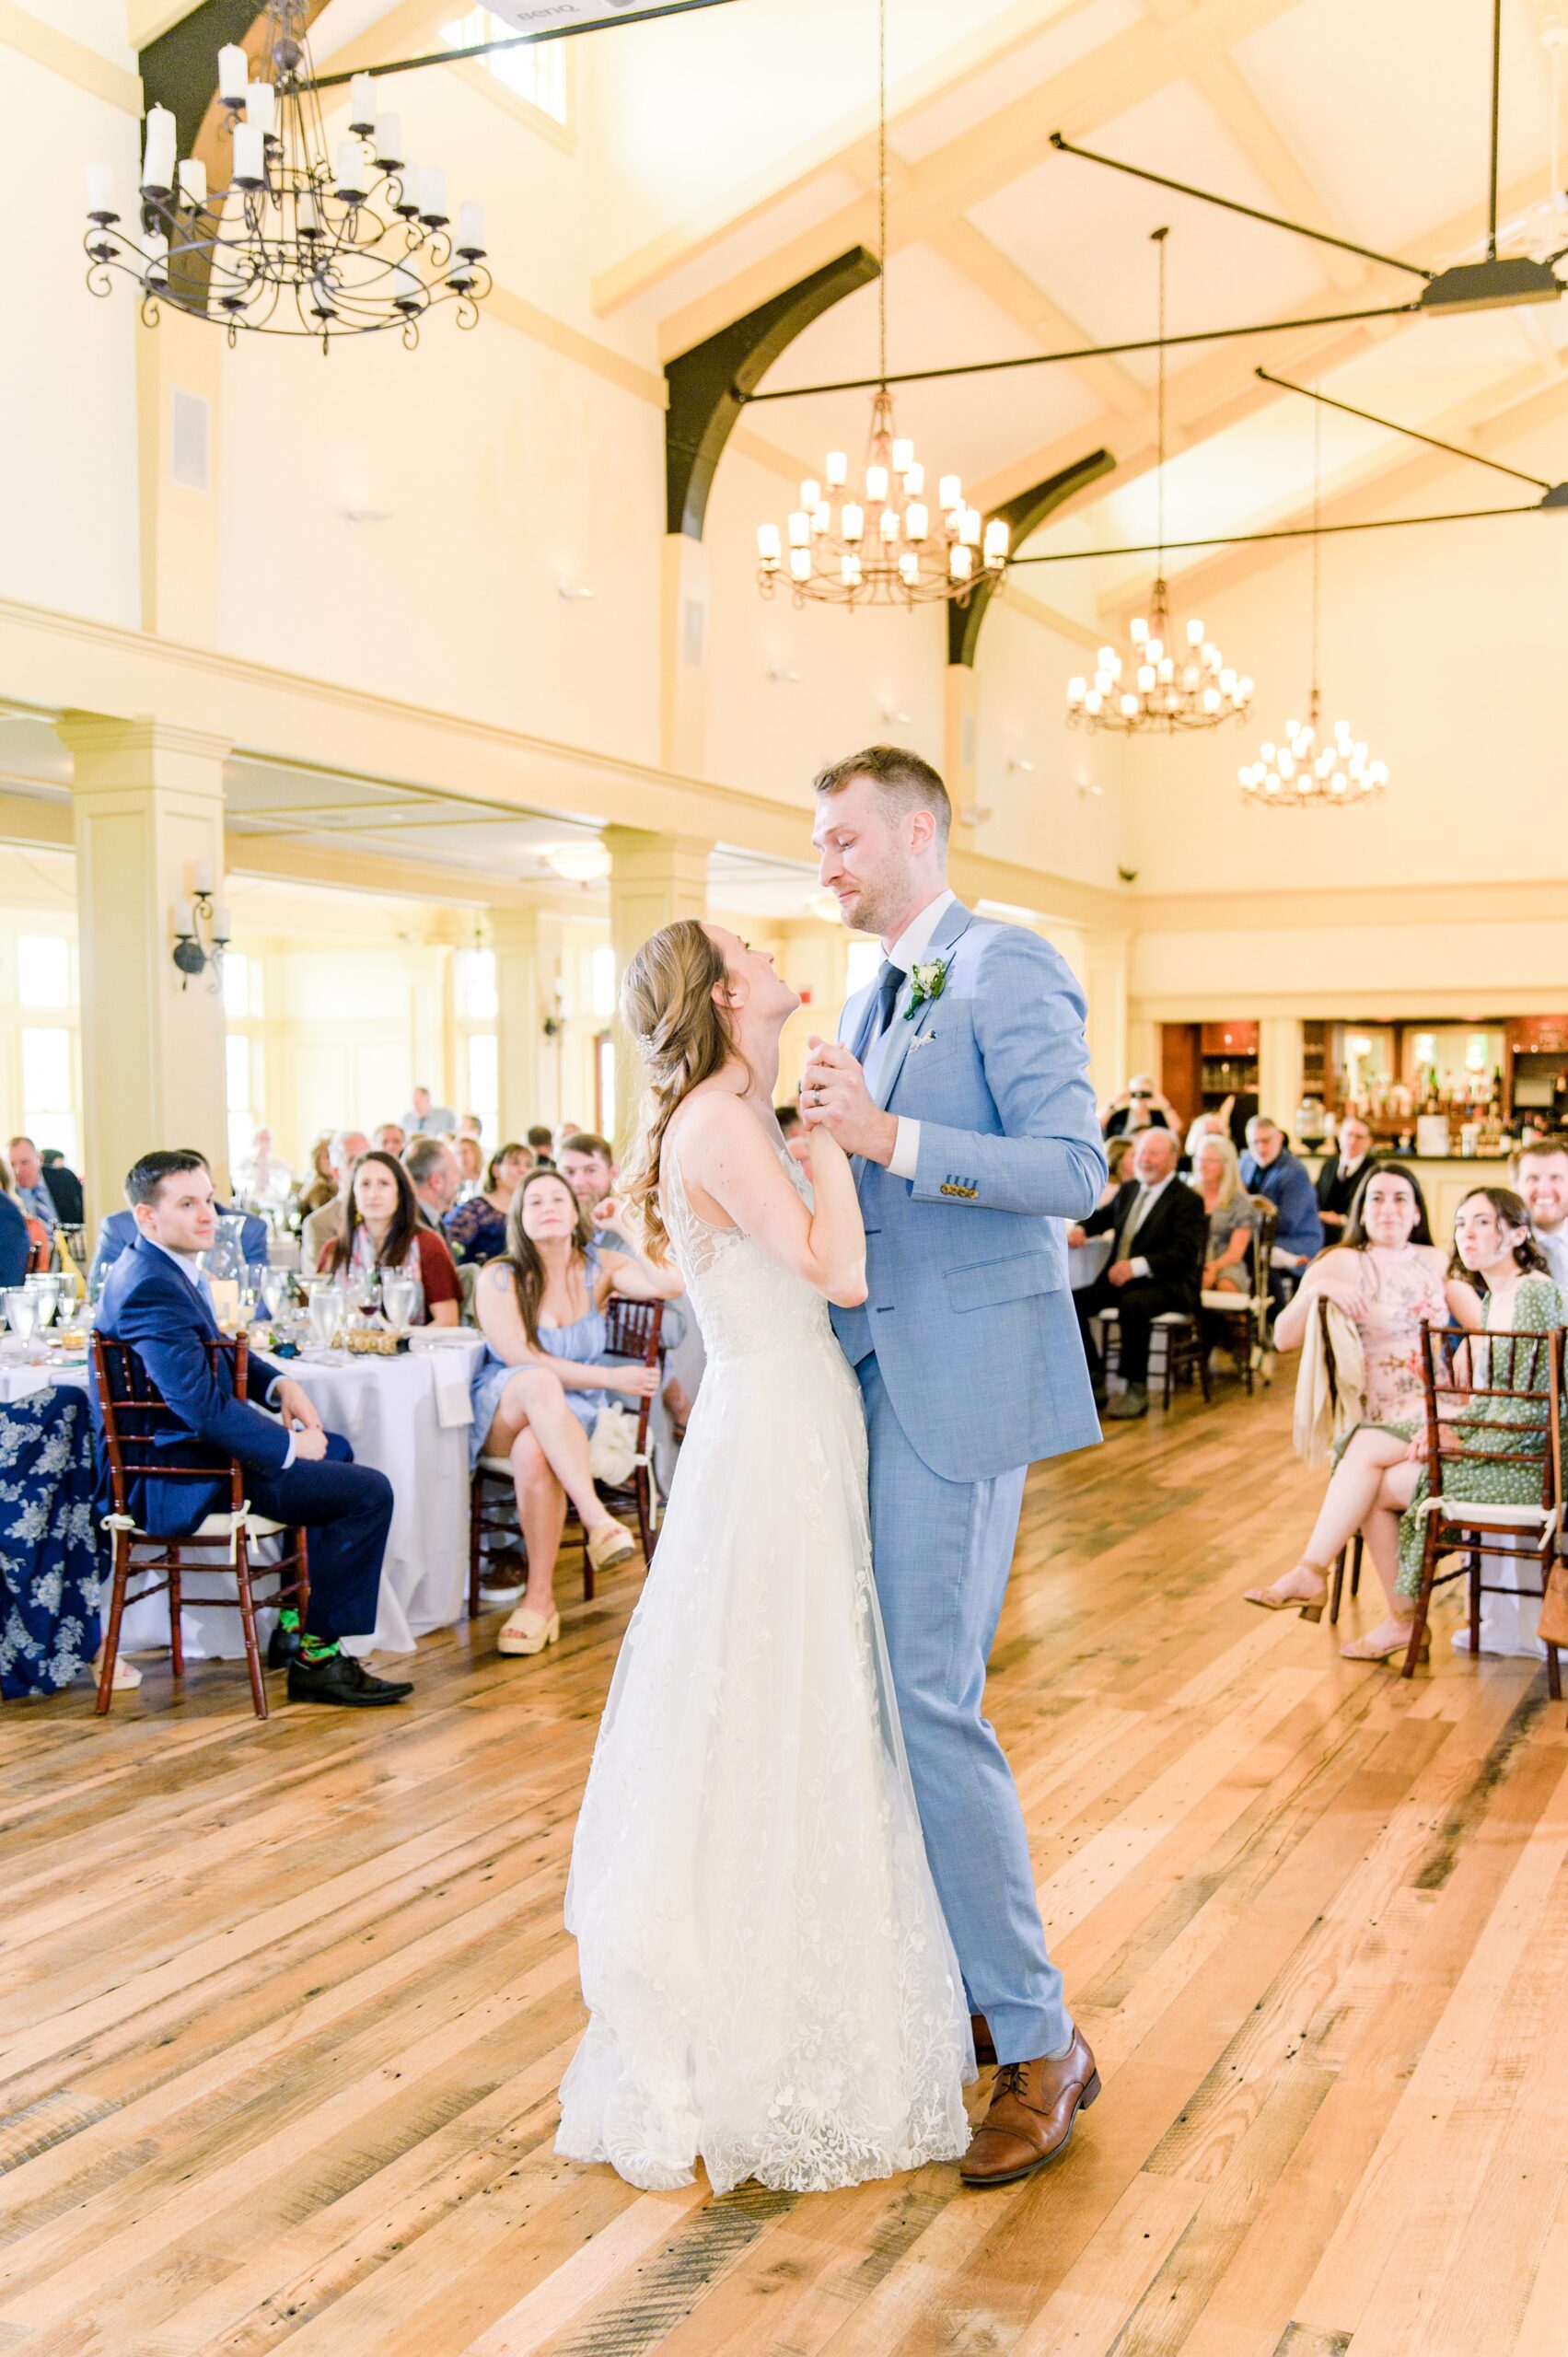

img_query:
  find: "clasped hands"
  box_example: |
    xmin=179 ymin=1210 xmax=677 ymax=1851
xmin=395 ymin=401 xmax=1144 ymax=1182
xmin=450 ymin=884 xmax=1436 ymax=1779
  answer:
xmin=275 ymin=1376 xmax=328 ymax=1463
xmin=800 ymin=1038 xmax=898 ymax=1167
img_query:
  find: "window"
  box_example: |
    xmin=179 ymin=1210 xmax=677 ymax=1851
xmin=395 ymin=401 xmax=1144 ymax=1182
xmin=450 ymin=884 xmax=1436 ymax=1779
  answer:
xmin=223 ymin=950 xmax=261 ymax=1019
xmin=457 ymin=947 xmax=498 ymax=1020
xmin=468 ymin=1034 xmax=499 ymax=1142
xmin=440 ymin=8 xmax=568 ymax=121
xmin=597 ymin=1032 xmax=615 ymax=1143
xmin=226 ymin=1035 xmax=261 ymax=1172
xmin=21 ymin=1025 xmax=76 ymax=1167
xmin=844 ymin=938 xmax=883 ymax=1000
xmin=590 ymin=944 xmax=616 ymax=1021
xmin=18 ymin=935 xmax=71 ymax=1010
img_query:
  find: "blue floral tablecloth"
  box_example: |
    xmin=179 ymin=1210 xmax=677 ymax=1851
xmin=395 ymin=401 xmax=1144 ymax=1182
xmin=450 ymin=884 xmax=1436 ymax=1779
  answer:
xmin=0 ymin=1386 xmax=102 ymax=1698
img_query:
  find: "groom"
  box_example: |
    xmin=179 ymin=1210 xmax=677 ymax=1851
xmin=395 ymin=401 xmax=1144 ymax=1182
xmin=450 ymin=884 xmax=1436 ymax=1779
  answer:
xmin=804 ymin=746 xmax=1107 ymax=2189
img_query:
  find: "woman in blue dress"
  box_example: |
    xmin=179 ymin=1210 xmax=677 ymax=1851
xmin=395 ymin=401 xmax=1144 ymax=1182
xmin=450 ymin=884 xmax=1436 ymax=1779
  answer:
xmin=470 ymin=1166 xmax=682 ymax=1658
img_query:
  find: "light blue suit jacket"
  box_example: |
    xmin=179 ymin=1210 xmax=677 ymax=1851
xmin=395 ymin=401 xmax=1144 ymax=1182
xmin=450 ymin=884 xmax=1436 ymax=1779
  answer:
xmin=831 ymin=898 xmax=1106 ymax=1482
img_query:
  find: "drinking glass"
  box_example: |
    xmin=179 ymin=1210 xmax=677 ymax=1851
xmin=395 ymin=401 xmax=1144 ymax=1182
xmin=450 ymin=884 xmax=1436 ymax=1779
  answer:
xmin=381 ymin=1275 xmax=417 ymax=1329
xmin=261 ymin=1268 xmax=292 ymax=1320
xmin=308 ymin=1286 xmax=341 ymax=1350
xmin=4 ymin=1290 xmax=38 ymax=1344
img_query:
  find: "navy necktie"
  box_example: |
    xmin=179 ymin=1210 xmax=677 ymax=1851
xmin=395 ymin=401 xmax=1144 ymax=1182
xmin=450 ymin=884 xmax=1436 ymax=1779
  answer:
xmin=871 ymin=959 xmax=903 ymax=1041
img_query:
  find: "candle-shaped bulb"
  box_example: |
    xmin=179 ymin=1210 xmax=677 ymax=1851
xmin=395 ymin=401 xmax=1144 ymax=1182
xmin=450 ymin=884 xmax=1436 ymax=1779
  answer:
xmin=245 ymin=79 xmax=275 ymax=137
xmin=336 ymin=137 xmax=368 ymax=197
xmin=456 ymin=199 xmax=484 ymax=253
xmin=349 ymin=72 xmax=377 ymax=133
xmin=825 ymin=450 xmax=847 ymax=488
xmin=375 ymin=111 xmax=403 ymax=165
xmin=232 ymin=122 xmax=264 ymax=184
xmin=218 ymin=43 xmax=247 ymax=101
xmin=757 ymin=523 xmax=781 ymax=563
xmin=419 ymin=166 xmax=447 ymax=221
xmin=141 ymin=103 xmax=177 ymax=191
xmin=178 ymin=157 xmax=207 ymax=208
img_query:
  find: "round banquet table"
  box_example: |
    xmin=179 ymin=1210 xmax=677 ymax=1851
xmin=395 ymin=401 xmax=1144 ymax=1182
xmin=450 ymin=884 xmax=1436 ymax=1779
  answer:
xmin=115 ymin=1331 xmax=484 ymax=1662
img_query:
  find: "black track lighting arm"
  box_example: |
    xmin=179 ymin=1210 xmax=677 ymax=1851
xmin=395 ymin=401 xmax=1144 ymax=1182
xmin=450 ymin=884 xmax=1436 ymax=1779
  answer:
xmin=305 ymin=0 xmax=739 ymax=93
xmin=1011 ymin=504 xmax=1541 ymax=565
xmin=1047 ymin=131 xmax=1433 ymax=282
xmin=1254 ymin=366 xmax=1556 ymax=492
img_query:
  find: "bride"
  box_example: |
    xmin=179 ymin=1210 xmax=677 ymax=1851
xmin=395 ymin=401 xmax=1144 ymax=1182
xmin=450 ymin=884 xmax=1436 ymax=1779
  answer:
xmin=554 ymin=918 xmax=973 ymax=2195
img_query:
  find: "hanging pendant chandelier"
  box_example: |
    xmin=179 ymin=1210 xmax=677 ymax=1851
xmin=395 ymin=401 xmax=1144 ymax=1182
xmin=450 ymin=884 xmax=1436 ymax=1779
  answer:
xmin=1240 ymin=392 xmax=1388 ymax=809
xmin=1067 ymin=227 xmax=1251 ymax=734
xmin=82 ymin=0 xmax=491 ymax=349
xmin=756 ymin=0 xmax=1005 ymax=608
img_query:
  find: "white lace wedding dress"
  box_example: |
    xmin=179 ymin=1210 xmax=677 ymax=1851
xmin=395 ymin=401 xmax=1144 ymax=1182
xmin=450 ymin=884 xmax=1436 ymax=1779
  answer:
xmin=555 ymin=1132 xmax=973 ymax=2195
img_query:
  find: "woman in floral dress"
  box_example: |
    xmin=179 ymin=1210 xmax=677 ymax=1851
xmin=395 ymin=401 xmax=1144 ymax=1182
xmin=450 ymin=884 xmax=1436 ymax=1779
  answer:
xmin=1245 ymin=1165 xmax=1482 ymax=1632
xmin=1252 ymin=1187 xmax=1561 ymax=1662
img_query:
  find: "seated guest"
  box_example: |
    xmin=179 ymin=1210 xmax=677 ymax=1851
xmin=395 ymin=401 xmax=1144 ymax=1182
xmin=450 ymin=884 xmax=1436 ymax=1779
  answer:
xmin=1100 ymin=1074 xmax=1177 ymax=1140
xmin=92 ymin=1150 xmax=409 ymax=1706
xmin=454 ymin=1133 xmax=484 ymax=1199
xmin=403 ymin=1133 xmax=462 ymax=1231
xmin=1191 ymin=1132 xmax=1257 ymax=1293
xmin=1249 ymin=1188 xmax=1551 ymax=1662
xmin=1070 ymin=1127 xmax=1207 ymax=1421
xmin=458 ymin=1112 xmax=484 ymax=1144
xmin=444 ymin=1140 xmax=531 ymax=1265
xmin=40 ymin=1147 xmax=85 ymax=1228
xmin=470 ymin=1167 xmax=683 ymax=1657
xmin=558 ymin=1131 xmax=628 ymax=1248
xmin=1 ymin=1151 xmax=51 ymax=1269
xmin=8 ymin=1135 xmax=59 ymax=1234
xmin=296 ymin=1132 xmax=337 ymax=1218
xmin=1240 ymin=1117 xmax=1323 ymax=1287
xmin=1097 ymin=1132 xmax=1136 ymax=1206
xmin=235 ymin=1125 xmax=292 ymax=1203
xmin=1516 ymin=1132 xmax=1568 ymax=1289
xmin=319 ymin=1150 xmax=461 ymax=1324
xmin=402 ymin=1084 xmax=458 ymax=1137
xmin=301 ymin=1129 xmax=368 ymax=1270
xmin=0 ymin=1160 xmax=31 ymax=1285
xmin=526 ymin=1123 xmax=556 ymax=1168
xmin=776 ymin=1102 xmax=810 ymax=1167
xmin=89 ymin=1151 xmax=268 ymax=1295
xmin=1182 ymin=1109 xmax=1225 ymax=1160
xmin=372 ymin=1120 xmax=406 ymax=1157
xmin=1316 ymin=1114 xmax=1375 ymax=1237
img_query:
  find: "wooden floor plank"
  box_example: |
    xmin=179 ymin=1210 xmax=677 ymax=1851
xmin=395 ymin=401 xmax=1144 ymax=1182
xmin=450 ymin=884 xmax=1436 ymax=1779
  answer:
xmin=5 ymin=1379 xmax=1565 ymax=2356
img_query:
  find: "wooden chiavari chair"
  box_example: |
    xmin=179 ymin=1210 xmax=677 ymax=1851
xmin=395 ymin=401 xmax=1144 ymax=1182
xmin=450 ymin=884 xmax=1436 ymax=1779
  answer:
xmin=92 ymin=1330 xmax=309 ymax=1720
xmin=467 ymin=1297 xmax=665 ymax=1618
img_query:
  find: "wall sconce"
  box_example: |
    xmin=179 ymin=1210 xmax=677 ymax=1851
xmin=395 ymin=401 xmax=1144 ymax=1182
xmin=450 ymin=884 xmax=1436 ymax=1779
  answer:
xmin=767 ymin=664 xmax=803 ymax=684
xmin=557 ymin=584 xmax=596 ymax=602
xmin=881 ymin=703 xmax=912 ymax=725
xmin=1006 ymin=756 xmax=1035 ymax=773
xmin=170 ymin=884 xmax=229 ymax=993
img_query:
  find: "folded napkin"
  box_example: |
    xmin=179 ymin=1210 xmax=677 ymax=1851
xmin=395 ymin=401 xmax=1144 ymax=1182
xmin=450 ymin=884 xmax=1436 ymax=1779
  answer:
xmin=431 ymin=1349 xmax=474 ymax=1428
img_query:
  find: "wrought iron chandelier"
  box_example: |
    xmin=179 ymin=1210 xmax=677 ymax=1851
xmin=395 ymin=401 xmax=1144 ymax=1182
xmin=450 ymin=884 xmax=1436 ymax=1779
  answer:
xmin=1067 ymin=227 xmax=1251 ymax=734
xmin=83 ymin=0 xmax=491 ymax=349
xmin=1240 ymin=396 xmax=1388 ymax=809
xmin=756 ymin=0 xmax=1005 ymax=607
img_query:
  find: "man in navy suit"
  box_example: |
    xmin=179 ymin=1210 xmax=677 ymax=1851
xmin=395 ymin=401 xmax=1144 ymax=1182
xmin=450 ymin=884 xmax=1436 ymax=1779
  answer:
xmin=91 ymin=1149 xmax=410 ymax=1708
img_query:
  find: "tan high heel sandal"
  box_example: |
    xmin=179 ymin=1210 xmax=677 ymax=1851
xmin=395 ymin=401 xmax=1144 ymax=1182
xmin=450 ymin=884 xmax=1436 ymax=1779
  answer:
xmin=1244 ymin=1565 xmax=1329 ymax=1622
xmin=1341 ymin=1621 xmax=1430 ymax=1665
xmin=497 ymin=1606 xmax=560 ymax=1657
xmin=587 ymin=1520 xmax=637 ymax=1573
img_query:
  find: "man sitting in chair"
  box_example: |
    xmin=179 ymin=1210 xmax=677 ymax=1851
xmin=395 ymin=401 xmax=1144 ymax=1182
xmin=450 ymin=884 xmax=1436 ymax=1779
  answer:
xmin=91 ymin=1149 xmax=411 ymax=1709
xmin=1069 ymin=1127 xmax=1207 ymax=1421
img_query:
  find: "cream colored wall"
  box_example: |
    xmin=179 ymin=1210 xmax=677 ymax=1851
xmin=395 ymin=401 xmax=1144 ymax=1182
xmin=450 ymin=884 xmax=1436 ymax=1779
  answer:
xmin=970 ymin=598 xmax=1130 ymax=889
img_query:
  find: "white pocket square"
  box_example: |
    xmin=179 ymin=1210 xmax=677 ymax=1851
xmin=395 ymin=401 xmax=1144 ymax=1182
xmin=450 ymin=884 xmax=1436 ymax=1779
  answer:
xmin=909 ymin=1031 xmax=939 ymax=1050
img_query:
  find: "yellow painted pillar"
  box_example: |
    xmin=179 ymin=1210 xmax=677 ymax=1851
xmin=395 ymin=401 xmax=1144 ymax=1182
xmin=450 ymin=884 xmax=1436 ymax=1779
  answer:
xmin=774 ymin=920 xmax=851 ymax=1103
xmin=660 ymin=535 xmax=710 ymax=776
xmin=492 ymin=907 xmax=546 ymax=1143
xmin=137 ymin=304 xmax=223 ymax=645
xmin=1260 ymin=1016 xmax=1305 ymax=1134
xmin=1082 ymin=927 xmax=1131 ymax=1104
xmin=943 ymin=665 xmax=980 ymax=822
xmin=606 ymin=827 xmax=710 ymax=1153
xmin=59 ymin=714 xmax=231 ymax=1220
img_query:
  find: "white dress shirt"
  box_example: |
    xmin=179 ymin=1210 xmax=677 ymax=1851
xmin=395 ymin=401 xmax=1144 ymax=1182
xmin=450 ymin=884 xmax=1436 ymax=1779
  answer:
xmin=875 ymin=888 xmax=957 ymax=1182
xmin=1118 ymin=1172 xmax=1174 ymax=1281
xmin=1533 ymin=1220 xmax=1568 ymax=1291
xmin=146 ymin=1236 xmax=295 ymax=1464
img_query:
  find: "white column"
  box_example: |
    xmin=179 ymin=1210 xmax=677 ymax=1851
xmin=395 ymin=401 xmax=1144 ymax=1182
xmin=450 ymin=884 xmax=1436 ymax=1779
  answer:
xmin=59 ymin=713 xmax=231 ymax=1219
xmin=606 ymin=828 xmax=710 ymax=1154
xmin=1260 ymin=1016 xmax=1305 ymax=1133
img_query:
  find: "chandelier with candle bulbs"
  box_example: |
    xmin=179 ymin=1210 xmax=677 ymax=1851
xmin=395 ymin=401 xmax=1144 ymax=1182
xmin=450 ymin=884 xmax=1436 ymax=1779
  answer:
xmin=1239 ymin=390 xmax=1388 ymax=808
xmin=83 ymin=0 xmax=490 ymax=349
xmin=756 ymin=0 xmax=1005 ymax=608
xmin=1066 ymin=227 xmax=1251 ymax=734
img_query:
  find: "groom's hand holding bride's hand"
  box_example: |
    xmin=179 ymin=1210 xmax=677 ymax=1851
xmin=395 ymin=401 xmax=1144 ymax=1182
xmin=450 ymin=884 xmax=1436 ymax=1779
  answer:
xmin=801 ymin=1039 xmax=898 ymax=1167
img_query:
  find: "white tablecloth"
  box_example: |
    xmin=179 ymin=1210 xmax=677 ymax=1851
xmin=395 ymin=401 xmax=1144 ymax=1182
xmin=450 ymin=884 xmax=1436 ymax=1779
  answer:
xmin=1070 ymin=1237 xmax=1111 ymax=1290
xmin=116 ymin=1332 xmax=484 ymax=1661
xmin=0 ymin=1355 xmax=87 ymax=1403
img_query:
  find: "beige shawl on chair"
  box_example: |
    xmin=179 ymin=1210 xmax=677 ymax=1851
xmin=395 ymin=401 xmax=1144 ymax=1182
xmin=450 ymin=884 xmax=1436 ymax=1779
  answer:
xmin=1293 ymin=1294 xmax=1366 ymax=1466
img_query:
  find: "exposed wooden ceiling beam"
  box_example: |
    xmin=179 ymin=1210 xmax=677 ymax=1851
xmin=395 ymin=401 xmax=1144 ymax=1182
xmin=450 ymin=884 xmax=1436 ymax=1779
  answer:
xmin=923 ymin=217 xmax=1146 ymax=415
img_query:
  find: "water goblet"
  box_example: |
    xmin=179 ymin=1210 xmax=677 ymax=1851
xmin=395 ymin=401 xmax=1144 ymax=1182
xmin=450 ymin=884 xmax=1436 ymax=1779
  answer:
xmin=381 ymin=1275 xmax=417 ymax=1330
xmin=4 ymin=1290 xmax=38 ymax=1345
xmin=308 ymin=1286 xmax=341 ymax=1351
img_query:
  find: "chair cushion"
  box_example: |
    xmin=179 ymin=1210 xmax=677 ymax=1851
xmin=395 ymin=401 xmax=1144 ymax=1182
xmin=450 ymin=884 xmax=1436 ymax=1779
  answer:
xmin=1151 ymin=1311 xmax=1193 ymax=1328
xmin=1201 ymin=1290 xmax=1266 ymax=1314
xmin=1420 ymin=1497 xmax=1558 ymax=1532
xmin=478 ymin=1455 xmax=515 ymax=1478
xmin=192 ymin=1510 xmax=286 ymax=1538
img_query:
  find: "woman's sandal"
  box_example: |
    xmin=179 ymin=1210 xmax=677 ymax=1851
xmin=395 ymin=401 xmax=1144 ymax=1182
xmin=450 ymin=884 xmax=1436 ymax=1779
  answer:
xmin=497 ymin=1606 xmax=561 ymax=1657
xmin=1244 ymin=1564 xmax=1330 ymax=1622
xmin=91 ymin=1651 xmax=143 ymax=1690
xmin=1341 ymin=1621 xmax=1430 ymax=1665
xmin=587 ymin=1520 xmax=637 ymax=1573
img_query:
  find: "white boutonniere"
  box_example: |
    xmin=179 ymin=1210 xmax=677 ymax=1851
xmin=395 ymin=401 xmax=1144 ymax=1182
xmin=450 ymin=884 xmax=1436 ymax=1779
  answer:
xmin=905 ymin=956 xmax=948 ymax=1019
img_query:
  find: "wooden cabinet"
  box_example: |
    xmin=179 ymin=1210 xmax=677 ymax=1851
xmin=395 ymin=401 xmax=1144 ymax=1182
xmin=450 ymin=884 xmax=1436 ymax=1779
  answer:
xmin=1200 ymin=1021 xmax=1259 ymax=1055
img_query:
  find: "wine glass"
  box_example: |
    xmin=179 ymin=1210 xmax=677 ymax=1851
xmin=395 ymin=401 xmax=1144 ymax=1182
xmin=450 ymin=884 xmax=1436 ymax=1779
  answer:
xmin=261 ymin=1268 xmax=292 ymax=1321
xmin=26 ymin=1274 xmax=57 ymax=1329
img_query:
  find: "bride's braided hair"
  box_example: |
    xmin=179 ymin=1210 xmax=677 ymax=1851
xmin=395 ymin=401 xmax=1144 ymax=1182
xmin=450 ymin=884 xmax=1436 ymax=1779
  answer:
xmin=619 ymin=918 xmax=735 ymax=1260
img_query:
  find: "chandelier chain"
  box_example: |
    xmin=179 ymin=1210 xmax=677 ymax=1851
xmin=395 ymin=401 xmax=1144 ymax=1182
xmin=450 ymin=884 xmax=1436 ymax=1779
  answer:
xmin=1310 ymin=387 xmax=1320 ymax=707
xmin=1154 ymin=226 xmax=1167 ymax=579
xmin=877 ymin=0 xmax=888 ymax=387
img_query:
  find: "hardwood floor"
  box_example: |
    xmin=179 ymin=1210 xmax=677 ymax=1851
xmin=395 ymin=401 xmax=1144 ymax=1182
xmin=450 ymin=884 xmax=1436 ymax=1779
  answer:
xmin=5 ymin=1376 xmax=1567 ymax=2357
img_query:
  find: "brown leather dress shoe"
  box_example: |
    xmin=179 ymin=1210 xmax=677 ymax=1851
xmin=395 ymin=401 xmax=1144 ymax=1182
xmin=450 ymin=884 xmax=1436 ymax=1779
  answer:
xmin=958 ymin=2029 xmax=1100 ymax=2188
xmin=970 ymin=2014 xmax=997 ymax=2068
